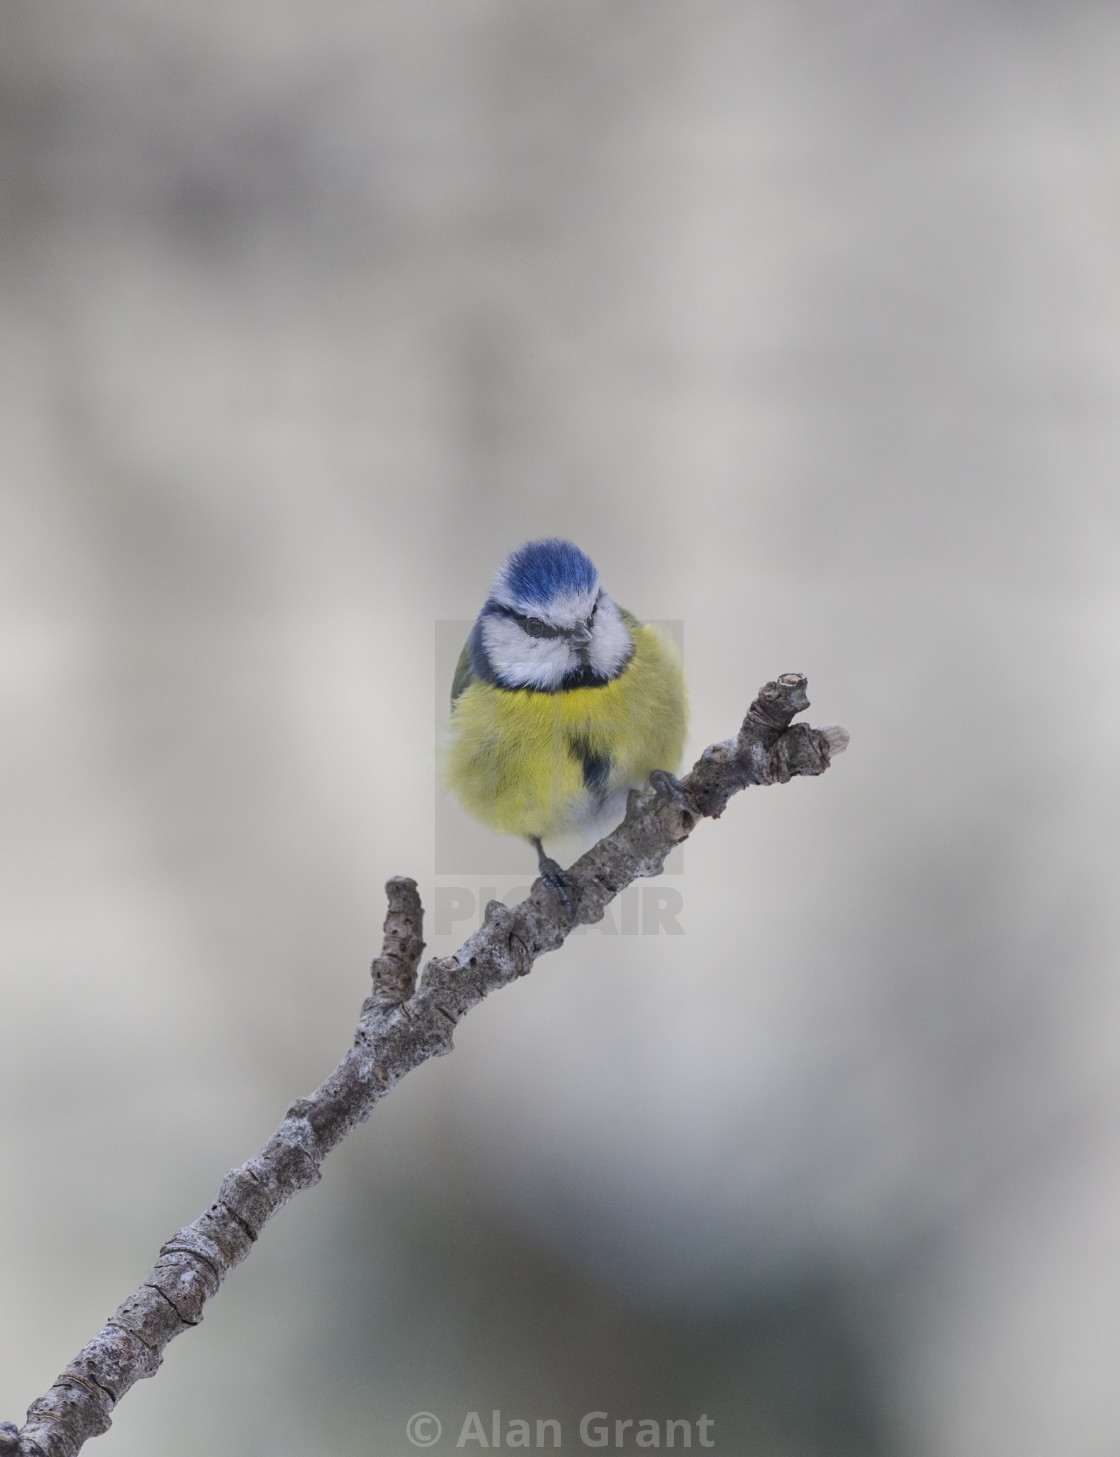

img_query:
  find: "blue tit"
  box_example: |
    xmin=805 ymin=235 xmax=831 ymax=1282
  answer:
xmin=445 ymin=538 xmax=687 ymax=887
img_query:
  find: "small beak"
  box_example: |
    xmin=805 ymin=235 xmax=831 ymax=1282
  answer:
xmin=570 ymin=621 xmax=593 ymax=646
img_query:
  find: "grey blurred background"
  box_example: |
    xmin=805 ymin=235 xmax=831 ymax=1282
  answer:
xmin=2 ymin=2 xmax=1119 ymax=1453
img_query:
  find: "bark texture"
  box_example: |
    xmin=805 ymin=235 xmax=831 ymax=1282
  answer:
xmin=3 ymin=673 xmax=846 ymax=1457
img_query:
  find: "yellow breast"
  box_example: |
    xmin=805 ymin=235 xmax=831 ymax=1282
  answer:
xmin=445 ymin=622 xmax=687 ymax=840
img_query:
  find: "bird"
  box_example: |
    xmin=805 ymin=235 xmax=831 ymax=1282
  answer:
xmin=444 ymin=538 xmax=688 ymax=895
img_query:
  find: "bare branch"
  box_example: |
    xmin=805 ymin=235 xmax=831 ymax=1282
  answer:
xmin=5 ymin=673 xmax=846 ymax=1457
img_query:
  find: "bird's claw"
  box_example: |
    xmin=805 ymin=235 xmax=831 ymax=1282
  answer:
xmin=649 ymin=769 xmax=697 ymax=819
xmin=537 ymin=856 xmax=574 ymax=907
xmin=530 ymin=836 xmax=575 ymax=907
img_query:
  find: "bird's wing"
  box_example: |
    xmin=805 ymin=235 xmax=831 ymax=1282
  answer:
xmin=450 ymin=640 xmax=477 ymax=707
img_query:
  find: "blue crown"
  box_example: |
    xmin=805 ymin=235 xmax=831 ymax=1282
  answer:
xmin=496 ymin=539 xmax=599 ymax=609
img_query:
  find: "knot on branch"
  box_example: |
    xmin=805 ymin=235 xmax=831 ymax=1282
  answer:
xmin=482 ymin=899 xmax=512 ymax=929
xmin=767 ymin=723 xmax=831 ymax=782
xmin=745 ymin=672 xmax=810 ymax=735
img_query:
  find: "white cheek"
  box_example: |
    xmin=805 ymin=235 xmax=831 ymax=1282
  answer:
xmin=588 ymin=599 xmax=632 ymax=677
xmin=481 ymin=617 xmax=571 ymax=689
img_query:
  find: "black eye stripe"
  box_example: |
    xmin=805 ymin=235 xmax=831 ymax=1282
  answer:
xmin=523 ymin=615 xmax=562 ymax=638
xmin=488 ymin=601 xmax=596 ymax=639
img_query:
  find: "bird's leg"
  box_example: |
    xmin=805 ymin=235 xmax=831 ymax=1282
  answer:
xmin=649 ymin=768 xmax=698 ymax=819
xmin=529 ymin=835 xmax=574 ymax=906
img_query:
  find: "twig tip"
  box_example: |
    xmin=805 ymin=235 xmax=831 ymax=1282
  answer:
xmin=820 ymin=724 xmax=850 ymax=755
